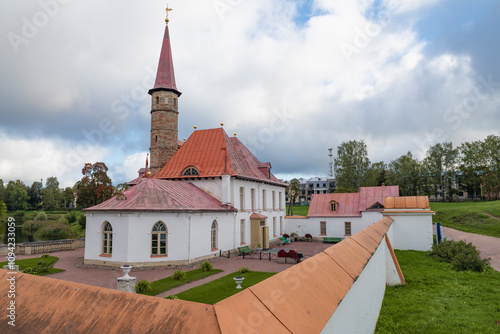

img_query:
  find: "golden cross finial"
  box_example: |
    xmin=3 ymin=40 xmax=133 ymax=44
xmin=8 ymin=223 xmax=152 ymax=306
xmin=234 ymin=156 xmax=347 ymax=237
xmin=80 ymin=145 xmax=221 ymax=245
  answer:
xmin=165 ymin=5 xmax=173 ymax=24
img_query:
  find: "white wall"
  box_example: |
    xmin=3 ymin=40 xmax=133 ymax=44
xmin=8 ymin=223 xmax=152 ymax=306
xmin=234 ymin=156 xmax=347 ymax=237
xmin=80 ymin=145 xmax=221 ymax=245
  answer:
xmin=388 ymin=212 xmax=434 ymax=251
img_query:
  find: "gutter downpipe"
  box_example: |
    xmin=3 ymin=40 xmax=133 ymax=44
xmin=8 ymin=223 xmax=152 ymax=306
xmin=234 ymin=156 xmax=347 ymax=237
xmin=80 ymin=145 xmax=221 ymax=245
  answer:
xmin=188 ymin=213 xmax=192 ymax=264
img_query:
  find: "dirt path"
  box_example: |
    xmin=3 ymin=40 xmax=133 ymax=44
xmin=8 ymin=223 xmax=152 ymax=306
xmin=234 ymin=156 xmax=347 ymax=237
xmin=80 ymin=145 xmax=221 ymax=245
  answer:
xmin=441 ymin=226 xmax=500 ymax=271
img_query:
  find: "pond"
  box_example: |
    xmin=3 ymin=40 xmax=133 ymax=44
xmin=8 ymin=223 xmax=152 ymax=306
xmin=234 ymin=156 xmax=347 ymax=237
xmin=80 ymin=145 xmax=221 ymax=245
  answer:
xmin=1 ymin=216 xmax=45 ymax=244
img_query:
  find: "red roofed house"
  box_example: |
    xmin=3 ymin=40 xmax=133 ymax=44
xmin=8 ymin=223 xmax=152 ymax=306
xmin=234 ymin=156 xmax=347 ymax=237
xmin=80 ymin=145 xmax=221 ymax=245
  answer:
xmin=286 ymin=186 xmax=434 ymax=250
xmin=287 ymin=186 xmax=399 ymax=239
xmin=84 ymin=17 xmax=286 ymax=266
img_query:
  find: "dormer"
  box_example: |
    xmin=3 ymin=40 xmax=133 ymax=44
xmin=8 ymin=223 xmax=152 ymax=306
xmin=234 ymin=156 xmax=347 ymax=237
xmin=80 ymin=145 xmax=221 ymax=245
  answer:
xmin=367 ymin=202 xmax=384 ymax=210
xmin=329 ymin=200 xmax=338 ymax=212
xmin=258 ymin=162 xmax=272 ymax=179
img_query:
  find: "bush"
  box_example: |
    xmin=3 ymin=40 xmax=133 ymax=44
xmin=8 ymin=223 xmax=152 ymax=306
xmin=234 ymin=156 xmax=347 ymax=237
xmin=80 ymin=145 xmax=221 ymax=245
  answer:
xmin=239 ymin=267 xmax=250 ymax=273
xmin=41 ymin=254 xmax=49 ymax=258
xmin=66 ymin=211 xmax=80 ymax=224
xmin=165 ymin=295 xmax=178 ymax=300
xmin=77 ymin=215 xmax=86 ymax=229
xmin=35 ymin=211 xmax=47 ymax=221
xmin=23 ymin=220 xmax=42 ymax=231
xmin=23 ymin=267 xmax=39 ymax=275
xmin=429 ymin=239 xmax=490 ymax=272
xmin=36 ymin=222 xmax=76 ymax=240
xmin=173 ymin=269 xmax=186 ymax=280
xmin=135 ymin=279 xmax=152 ymax=293
xmin=200 ymin=261 xmax=213 ymax=272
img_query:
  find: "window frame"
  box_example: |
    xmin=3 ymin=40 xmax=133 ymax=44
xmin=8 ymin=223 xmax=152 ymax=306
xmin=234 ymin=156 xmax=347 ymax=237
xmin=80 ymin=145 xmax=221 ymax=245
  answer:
xmin=320 ymin=221 xmax=327 ymax=236
xmin=345 ymin=222 xmax=352 ymax=236
xmin=151 ymin=221 xmax=167 ymax=256
xmin=101 ymin=221 xmax=113 ymax=256
xmin=239 ymin=187 xmax=245 ymax=211
xmin=211 ymin=220 xmax=218 ymax=250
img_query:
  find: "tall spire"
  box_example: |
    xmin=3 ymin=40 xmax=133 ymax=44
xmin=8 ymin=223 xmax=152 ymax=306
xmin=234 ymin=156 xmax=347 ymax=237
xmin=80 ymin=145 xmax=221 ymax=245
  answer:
xmin=148 ymin=6 xmax=181 ymax=96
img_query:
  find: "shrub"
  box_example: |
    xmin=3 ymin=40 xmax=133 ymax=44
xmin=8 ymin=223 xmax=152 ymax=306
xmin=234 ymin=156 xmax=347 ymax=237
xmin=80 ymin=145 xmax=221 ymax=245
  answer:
xmin=283 ymin=234 xmax=290 ymax=239
xmin=200 ymin=261 xmax=213 ymax=272
xmin=77 ymin=215 xmax=86 ymax=229
xmin=66 ymin=211 xmax=80 ymax=224
xmin=23 ymin=220 xmax=42 ymax=231
xmin=36 ymin=222 xmax=76 ymax=240
xmin=35 ymin=211 xmax=47 ymax=221
xmin=173 ymin=269 xmax=186 ymax=280
xmin=41 ymin=254 xmax=49 ymax=258
xmin=239 ymin=267 xmax=250 ymax=273
xmin=135 ymin=279 xmax=152 ymax=293
xmin=165 ymin=295 xmax=179 ymax=300
xmin=429 ymin=239 xmax=490 ymax=272
xmin=23 ymin=267 xmax=39 ymax=275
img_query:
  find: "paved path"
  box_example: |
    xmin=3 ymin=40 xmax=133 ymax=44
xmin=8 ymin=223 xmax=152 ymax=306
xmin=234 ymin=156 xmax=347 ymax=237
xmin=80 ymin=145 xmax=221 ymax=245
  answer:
xmin=13 ymin=241 xmax=332 ymax=297
xmin=441 ymin=226 xmax=500 ymax=271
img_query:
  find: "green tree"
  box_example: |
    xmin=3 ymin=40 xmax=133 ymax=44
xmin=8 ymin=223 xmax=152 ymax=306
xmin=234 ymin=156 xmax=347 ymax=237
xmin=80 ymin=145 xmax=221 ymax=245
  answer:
xmin=42 ymin=177 xmax=61 ymax=210
xmin=458 ymin=140 xmax=485 ymax=200
xmin=364 ymin=161 xmax=387 ymax=186
xmin=6 ymin=180 xmax=29 ymax=211
xmin=0 ymin=200 xmax=7 ymax=219
xmin=423 ymin=142 xmax=458 ymax=202
xmin=386 ymin=152 xmax=421 ymax=196
xmin=76 ymin=162 xmax=114 ymax=208
xmin=334 ymin=140 xmax=371 ymax=192
xmin=61 ymin=187 xmax=76 ymax=208
xmin=482 ymin=135 xmax=500 ymax=199
xmin=28 ymin=181 xmax=43 ymax=209
xmin=0 ymin=179 xmax=6 ymax=204
xmin=286 ymin=178 xmax=300 ymax=215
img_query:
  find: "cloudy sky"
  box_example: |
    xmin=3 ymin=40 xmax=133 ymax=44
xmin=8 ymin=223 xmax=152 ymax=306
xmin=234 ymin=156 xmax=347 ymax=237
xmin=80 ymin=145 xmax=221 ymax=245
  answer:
xmin=1 ymin=0 xmax=499 ymax=188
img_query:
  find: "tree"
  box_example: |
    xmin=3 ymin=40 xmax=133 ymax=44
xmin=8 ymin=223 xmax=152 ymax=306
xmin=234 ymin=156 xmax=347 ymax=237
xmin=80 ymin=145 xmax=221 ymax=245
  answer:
xmin=0 ymin=179 xmax=6 ymax=204
xmin=28 ymin=181 xmax=43 ymax=209
xmin=0 ymin=200 xmax=7 ymax=219
xmin=286 ymin=178 xmax=300 ymax=216
xmin=386 ymin=152 xmax=421 ymax=196
xmin=482 ymin=135 xmax=500 ymax=199
xmin=334 ymin=140 xmax=371 ymax=192
xmin=424 ymin=142 xmax=458 ymax=202
xmin=459 ymin=140 xmax=485 ymax=200
xmin=364 ymin=161 xmax=387 ymax=187
xmin=76 ymin=162 xmax=114 ymax=208
xmin=6 ymin=180 xmax=29 ymax=211
xmin=61 ymin=187 xmax=76 ymax=208
xmin=42 ymin=177 xmax=61 ymax=210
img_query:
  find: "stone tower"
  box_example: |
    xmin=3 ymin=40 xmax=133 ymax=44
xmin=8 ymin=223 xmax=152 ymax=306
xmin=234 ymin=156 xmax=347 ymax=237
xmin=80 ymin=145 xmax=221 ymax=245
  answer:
xmin=148 ymin=11 xmax=181 ymax=175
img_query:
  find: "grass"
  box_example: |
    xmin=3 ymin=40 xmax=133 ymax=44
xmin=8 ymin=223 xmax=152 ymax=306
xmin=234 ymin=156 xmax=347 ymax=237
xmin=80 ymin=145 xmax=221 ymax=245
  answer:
xmin=138 ymin=268 xmax=223 ymax=296
xmin=430 ymin=201 xmax=500 ymax=238
xmin=174 ymin=271 xmax=276 ymax=304
xmin=0 ymin=255 xmax=64 ymax=276
xmin=286 ymin=205 xmax=309 ymax=216
xmin=376 ymin=250 xmax=500 ymax=333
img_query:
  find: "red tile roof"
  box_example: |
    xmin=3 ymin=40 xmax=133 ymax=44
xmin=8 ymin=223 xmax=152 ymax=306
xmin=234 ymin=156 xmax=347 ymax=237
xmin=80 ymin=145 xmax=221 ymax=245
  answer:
xmin=85 ymin=178 xmax=236 ymax=212
xmin=250 ymin=212 xmax=268 ymax=219
xmin=307 ymin=186 xmax=399 ymax=217
xmin=154 ymin=128 xmax=286 ymax=186
xmin=148 ymin=24 xmax=181 ymax=96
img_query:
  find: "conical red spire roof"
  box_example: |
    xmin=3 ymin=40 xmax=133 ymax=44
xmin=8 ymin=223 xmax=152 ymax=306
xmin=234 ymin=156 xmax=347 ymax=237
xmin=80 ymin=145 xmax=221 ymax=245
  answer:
xmin=148 ymin=24 xmax=181 ymax=96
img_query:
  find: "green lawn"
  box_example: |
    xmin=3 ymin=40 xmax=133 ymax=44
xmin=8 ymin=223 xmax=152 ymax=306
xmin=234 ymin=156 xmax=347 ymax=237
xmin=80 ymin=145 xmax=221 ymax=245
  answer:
xmin=0 ymin=255 xmax=64 ymax=275
xmin=376 ymin=250 xmax=500 ymax=333
xmin=430 ymin=201 xmax=500 ymax=238
xmin=174 ymin=271 xmax=276 ymax=304
xmin=139 ymin=268 xmax=223 ymax=296
xmin=286 ymin=205 xmax=309 ymax=216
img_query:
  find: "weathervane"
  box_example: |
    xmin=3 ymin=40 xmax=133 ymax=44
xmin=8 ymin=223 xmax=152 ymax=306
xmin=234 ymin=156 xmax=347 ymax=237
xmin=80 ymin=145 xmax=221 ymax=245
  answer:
xmin=165 ymin=5 xmax=173 ymax=24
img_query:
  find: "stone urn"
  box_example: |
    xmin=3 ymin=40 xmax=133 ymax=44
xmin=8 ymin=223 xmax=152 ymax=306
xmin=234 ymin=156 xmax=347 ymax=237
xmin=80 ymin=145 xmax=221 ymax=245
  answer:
xmin=234 ymin=276 xmax=245 ymax=289
xmin=120 ymin=265 xmax=133 ymax=279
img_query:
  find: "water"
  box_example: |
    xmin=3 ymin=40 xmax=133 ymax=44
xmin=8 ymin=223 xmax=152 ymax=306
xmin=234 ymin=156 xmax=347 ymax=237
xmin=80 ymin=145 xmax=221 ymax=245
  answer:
xmin=1 ymin=216 xmax=44 ymax=244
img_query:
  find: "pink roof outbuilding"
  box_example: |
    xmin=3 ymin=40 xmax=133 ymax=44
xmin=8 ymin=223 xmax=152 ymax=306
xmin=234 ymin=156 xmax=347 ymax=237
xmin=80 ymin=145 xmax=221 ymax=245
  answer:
xmin=308 ymin=186 xmax=399 ymax=217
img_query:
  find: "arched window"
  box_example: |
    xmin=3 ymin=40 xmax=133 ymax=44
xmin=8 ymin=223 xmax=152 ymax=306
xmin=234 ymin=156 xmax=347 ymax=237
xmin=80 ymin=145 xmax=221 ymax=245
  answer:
xmin=151 ymin=221 xmax=167 ymax=256
xmin=102 ymin=222 xmax=113 ymax=255
xmin=211 ymin=220 xmax=218 ymax=250
xmin=155 ymin=96 xmax=159 ymax=105
xmin=182 ymin=166 xmax=199 ymax=176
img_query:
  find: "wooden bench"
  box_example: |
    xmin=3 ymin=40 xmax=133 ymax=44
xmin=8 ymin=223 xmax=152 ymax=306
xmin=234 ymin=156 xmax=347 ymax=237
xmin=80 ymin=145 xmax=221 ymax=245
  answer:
xmin=238 ymin=246 xmax=254 ymax=256
xmin=322 ymin=237 xmax=343 ymax=244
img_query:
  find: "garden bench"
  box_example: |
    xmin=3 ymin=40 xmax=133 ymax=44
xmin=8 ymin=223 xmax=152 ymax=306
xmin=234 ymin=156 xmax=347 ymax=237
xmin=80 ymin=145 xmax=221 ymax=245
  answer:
xmin=323 ymin=237 xmax=343 ymax=244
xmin=238 ymin=246 xmax=254 ymax=256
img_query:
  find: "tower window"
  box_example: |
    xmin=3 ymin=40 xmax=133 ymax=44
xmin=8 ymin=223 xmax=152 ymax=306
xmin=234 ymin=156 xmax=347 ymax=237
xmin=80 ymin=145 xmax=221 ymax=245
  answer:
xmin=182 ymin=166 xmax=199 ymax=176
xmin=155 ymin=96 xmax=159 ymax=105
xmin=155 ymin=135 xmax=158 ymax=143
xmin=165 ymin=97 xmax=169 ymax=104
